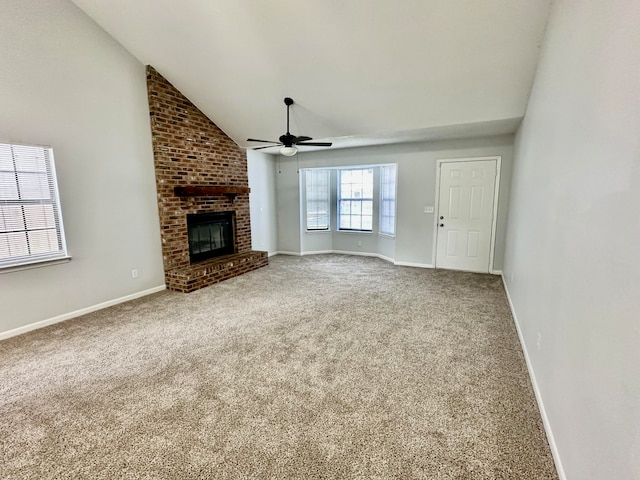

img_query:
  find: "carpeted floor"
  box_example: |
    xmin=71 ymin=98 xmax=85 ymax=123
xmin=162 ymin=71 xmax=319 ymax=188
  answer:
xmin=0 ymin=254 xmax=558 ymax=479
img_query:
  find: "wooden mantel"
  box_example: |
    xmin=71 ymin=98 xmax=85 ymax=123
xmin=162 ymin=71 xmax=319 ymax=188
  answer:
xmin=174 ymin=185 xmax=251 ymax=199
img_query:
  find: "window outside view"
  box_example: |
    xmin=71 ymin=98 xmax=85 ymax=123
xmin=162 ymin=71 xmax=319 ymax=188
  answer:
xmin=339 ymin=168 xmax=374 ymax=231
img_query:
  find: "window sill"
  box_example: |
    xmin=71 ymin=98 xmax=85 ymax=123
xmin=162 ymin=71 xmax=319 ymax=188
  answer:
xmin=336 ymin=230 xmax=374 ymax=235
xmin=305 ymin=230 xmax=331 ymax=234
xmin=0 ymin=256 xmax=72 ymax=274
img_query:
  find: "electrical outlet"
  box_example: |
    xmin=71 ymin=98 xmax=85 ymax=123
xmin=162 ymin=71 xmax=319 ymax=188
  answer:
xmin=357 ymin=240 xmax=362 ymax=247
xmin=131 ymin=269 xmax=139 ymax=279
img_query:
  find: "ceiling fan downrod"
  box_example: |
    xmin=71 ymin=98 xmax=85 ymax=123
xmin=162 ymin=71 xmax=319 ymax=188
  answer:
xmin=281 ymin=97 xmax=294 ymax=145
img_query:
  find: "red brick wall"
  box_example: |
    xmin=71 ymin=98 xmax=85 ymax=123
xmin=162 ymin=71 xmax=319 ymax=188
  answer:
xmin=146 ymin=66 xmax=266 ymax=291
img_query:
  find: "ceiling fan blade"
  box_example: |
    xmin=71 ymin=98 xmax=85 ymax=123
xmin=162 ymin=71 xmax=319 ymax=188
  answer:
xmin=247 ymin=138 xmax=279 ymax=144
xmin=297 ymin=142 xmax=333 ymax=147
xmin=252 ymin=97 xmax=331 ymax=151
xmin=253 ymin=144 xmax=283 ymax=150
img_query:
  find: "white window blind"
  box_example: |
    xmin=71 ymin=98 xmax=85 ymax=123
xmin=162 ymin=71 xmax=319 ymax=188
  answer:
xmin=0 ymin=143 xmax=68 ymax=268
xmin=305 ymin=169 xmax=330 ymax=230
xmin=338 ymin=168 xmax=374 ymax=231
xmin=380 ymin=164 xmax=397 ymax=236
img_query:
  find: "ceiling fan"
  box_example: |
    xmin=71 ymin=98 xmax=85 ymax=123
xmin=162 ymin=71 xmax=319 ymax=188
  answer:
xmin=247 ymin=97 xmax=332 ymax=156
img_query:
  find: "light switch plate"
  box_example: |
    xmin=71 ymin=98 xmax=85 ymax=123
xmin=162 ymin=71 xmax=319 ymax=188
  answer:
xmin=424 ymin=206 xmax=435 ymax=214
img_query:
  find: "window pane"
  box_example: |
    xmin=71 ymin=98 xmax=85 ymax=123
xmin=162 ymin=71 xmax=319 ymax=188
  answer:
xmin=0 ymin=232 xmax=29 ymax=258
xmin=0 ymin=172 xmax=18 ymax=200
xmin=24 ymin=204 xmax=56 ymax=230
xmin=0 ymin=144 xmax=14 ymax=170
xmin=27 ymin=229 xmax=60 ymax=255
xmin=362 ymin=170 xmax=374 ymax=197
xmin=0 ymin=205 xmax=25 ymax=232
xmin=341 ymin=183 xmax=353 ymax=199
xmin=0 ymin=234 xmax=9 ymax=260
xmin=17 ymin=172 xmax=50 ymax=199
xmin=339 ymin=214 xmax=350 ymax=230
xmin=12 ymin=145 xmax=47 ymax=172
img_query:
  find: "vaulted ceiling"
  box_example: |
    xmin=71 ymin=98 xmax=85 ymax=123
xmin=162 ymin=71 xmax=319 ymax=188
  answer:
xmin=71 ymin=0 xmax=552 ymax=152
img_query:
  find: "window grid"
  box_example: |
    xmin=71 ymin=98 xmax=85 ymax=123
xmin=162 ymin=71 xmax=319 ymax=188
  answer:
xmin=0 ymin=143 xmax=67 ymax=267
xmin=338 ymin=168 xmax=374 ymax=232
xmin=380 ymin=165 xmax=397 ymax=236
xmin=305 ymin=169 xmax=330 ymax=231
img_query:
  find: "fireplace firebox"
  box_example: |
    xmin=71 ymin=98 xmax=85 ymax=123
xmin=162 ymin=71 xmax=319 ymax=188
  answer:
xmin=187 ymin=211 xmax=236 ymax=263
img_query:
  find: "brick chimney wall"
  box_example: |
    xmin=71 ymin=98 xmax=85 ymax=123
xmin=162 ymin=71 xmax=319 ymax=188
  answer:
xmin=146 ymin=66 xmax=267 ymax=292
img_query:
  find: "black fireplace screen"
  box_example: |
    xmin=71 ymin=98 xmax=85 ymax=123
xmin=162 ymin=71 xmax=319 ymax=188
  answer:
xmin=187 ymin=211 xmax=235 ymax=263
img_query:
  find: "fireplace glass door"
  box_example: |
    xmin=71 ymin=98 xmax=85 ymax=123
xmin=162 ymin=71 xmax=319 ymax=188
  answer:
xmin=187 ymin=211 xmax=235 ymax=263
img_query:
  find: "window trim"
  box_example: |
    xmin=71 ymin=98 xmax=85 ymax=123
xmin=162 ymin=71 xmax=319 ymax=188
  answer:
xmin=0 ymin=255 xmax=71 ymax=274
xmin=337 ymin=167 xmax=374 ymax=232
xmin=303 ymin=168 xmax=331 ymax=232
xmin=0 ymin=142 xmax=70 ymax=271
xmin=379 ymin=164 xmax=397 ymax=237
xmin=301 ymin=164 xmax=397 ymax=238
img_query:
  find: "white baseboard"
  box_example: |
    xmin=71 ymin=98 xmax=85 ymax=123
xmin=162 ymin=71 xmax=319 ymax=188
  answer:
xmin=301 ymin=250 xmax=334 ymax=256
xmin=501 ymin=275 xmax=567 ymax=480
xmin=273 ymin=250 xmax=396 ymax=265
xmin=304 ymin=249 xmax=398 ymax=265
xmin=491 ymin=269 xmax=503 ymax=275
xmin=333 ymin=250 xmax=396 ymax=265
xmin=376 ymin=254 xmax=395 ymax=264
xmin=330 ymin=249 xmax=381 ymax=258
xmin=273 ymin=250 xmax=440 ymax=270
xmin=273 ymin=251 xmax=302 ymax=256
xmin=394 ymin=261 xmax=434 ymax=269
xmin=0 ymin=285 xmax=166 ymax=341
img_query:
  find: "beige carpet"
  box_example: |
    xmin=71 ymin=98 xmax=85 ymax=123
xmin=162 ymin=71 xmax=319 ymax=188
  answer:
xmin=0 ymin=254 xmax=558 ymax=479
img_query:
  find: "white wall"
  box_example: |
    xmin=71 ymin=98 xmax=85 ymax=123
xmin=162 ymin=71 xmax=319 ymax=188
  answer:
xmin=503 ymin=1 xmax=640 ymax=478
xmin=0 ymin=0 xmax=164 ymax=336
xmin=247 ymin=150 xmax=278 ymax=254
xmin=276 ymin=136 xmax=514 ymax=270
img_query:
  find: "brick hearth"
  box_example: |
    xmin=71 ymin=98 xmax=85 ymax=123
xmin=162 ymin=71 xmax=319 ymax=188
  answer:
xmin=146 ymin=66 xmax=267 ymax=292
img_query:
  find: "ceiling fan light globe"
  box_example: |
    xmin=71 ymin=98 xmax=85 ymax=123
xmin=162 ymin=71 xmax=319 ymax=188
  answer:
xmin=280 ymin=146 xmax=297 ymax=157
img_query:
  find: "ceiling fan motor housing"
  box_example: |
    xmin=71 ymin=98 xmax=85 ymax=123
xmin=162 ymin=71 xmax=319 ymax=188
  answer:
xmin=279 ymin=133 xmax=295 ymax=146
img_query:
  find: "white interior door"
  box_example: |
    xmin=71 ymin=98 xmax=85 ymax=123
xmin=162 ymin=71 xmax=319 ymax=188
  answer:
xmin=435 ymin=159 xmax=498 ymax=273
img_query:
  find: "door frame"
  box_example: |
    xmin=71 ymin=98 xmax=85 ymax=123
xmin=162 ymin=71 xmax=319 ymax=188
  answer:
xmin=432 ymin=156 xmax=502 ymax=274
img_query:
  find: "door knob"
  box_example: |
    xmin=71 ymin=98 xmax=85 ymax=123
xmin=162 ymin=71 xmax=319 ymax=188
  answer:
xmin=440 ymin=216 xmax=444 ymax=220
xmin=439 ymin=223 xmax=444 ymax=227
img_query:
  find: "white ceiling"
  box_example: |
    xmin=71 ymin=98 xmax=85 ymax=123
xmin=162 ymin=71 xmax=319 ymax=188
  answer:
xmin=70 ymin=0 xmax=552 ymax=152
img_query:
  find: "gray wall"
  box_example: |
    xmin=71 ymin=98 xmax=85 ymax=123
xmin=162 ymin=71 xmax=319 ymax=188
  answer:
xmin=0 ymin=0 xmax=164 ymax=336
xmin=247 ymin=150 xmax=279 ymax=255
xmin=276 ymin=135 xmax=514 ymax=270
xmin=503 ymin=1 xmax=640 ymax=478
xmin=298 ymin=167 xmax=390 ymax=258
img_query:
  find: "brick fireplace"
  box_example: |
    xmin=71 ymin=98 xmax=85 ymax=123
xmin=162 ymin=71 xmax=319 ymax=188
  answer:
xmin=146 ymin=66 xmax=267 ymax=292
